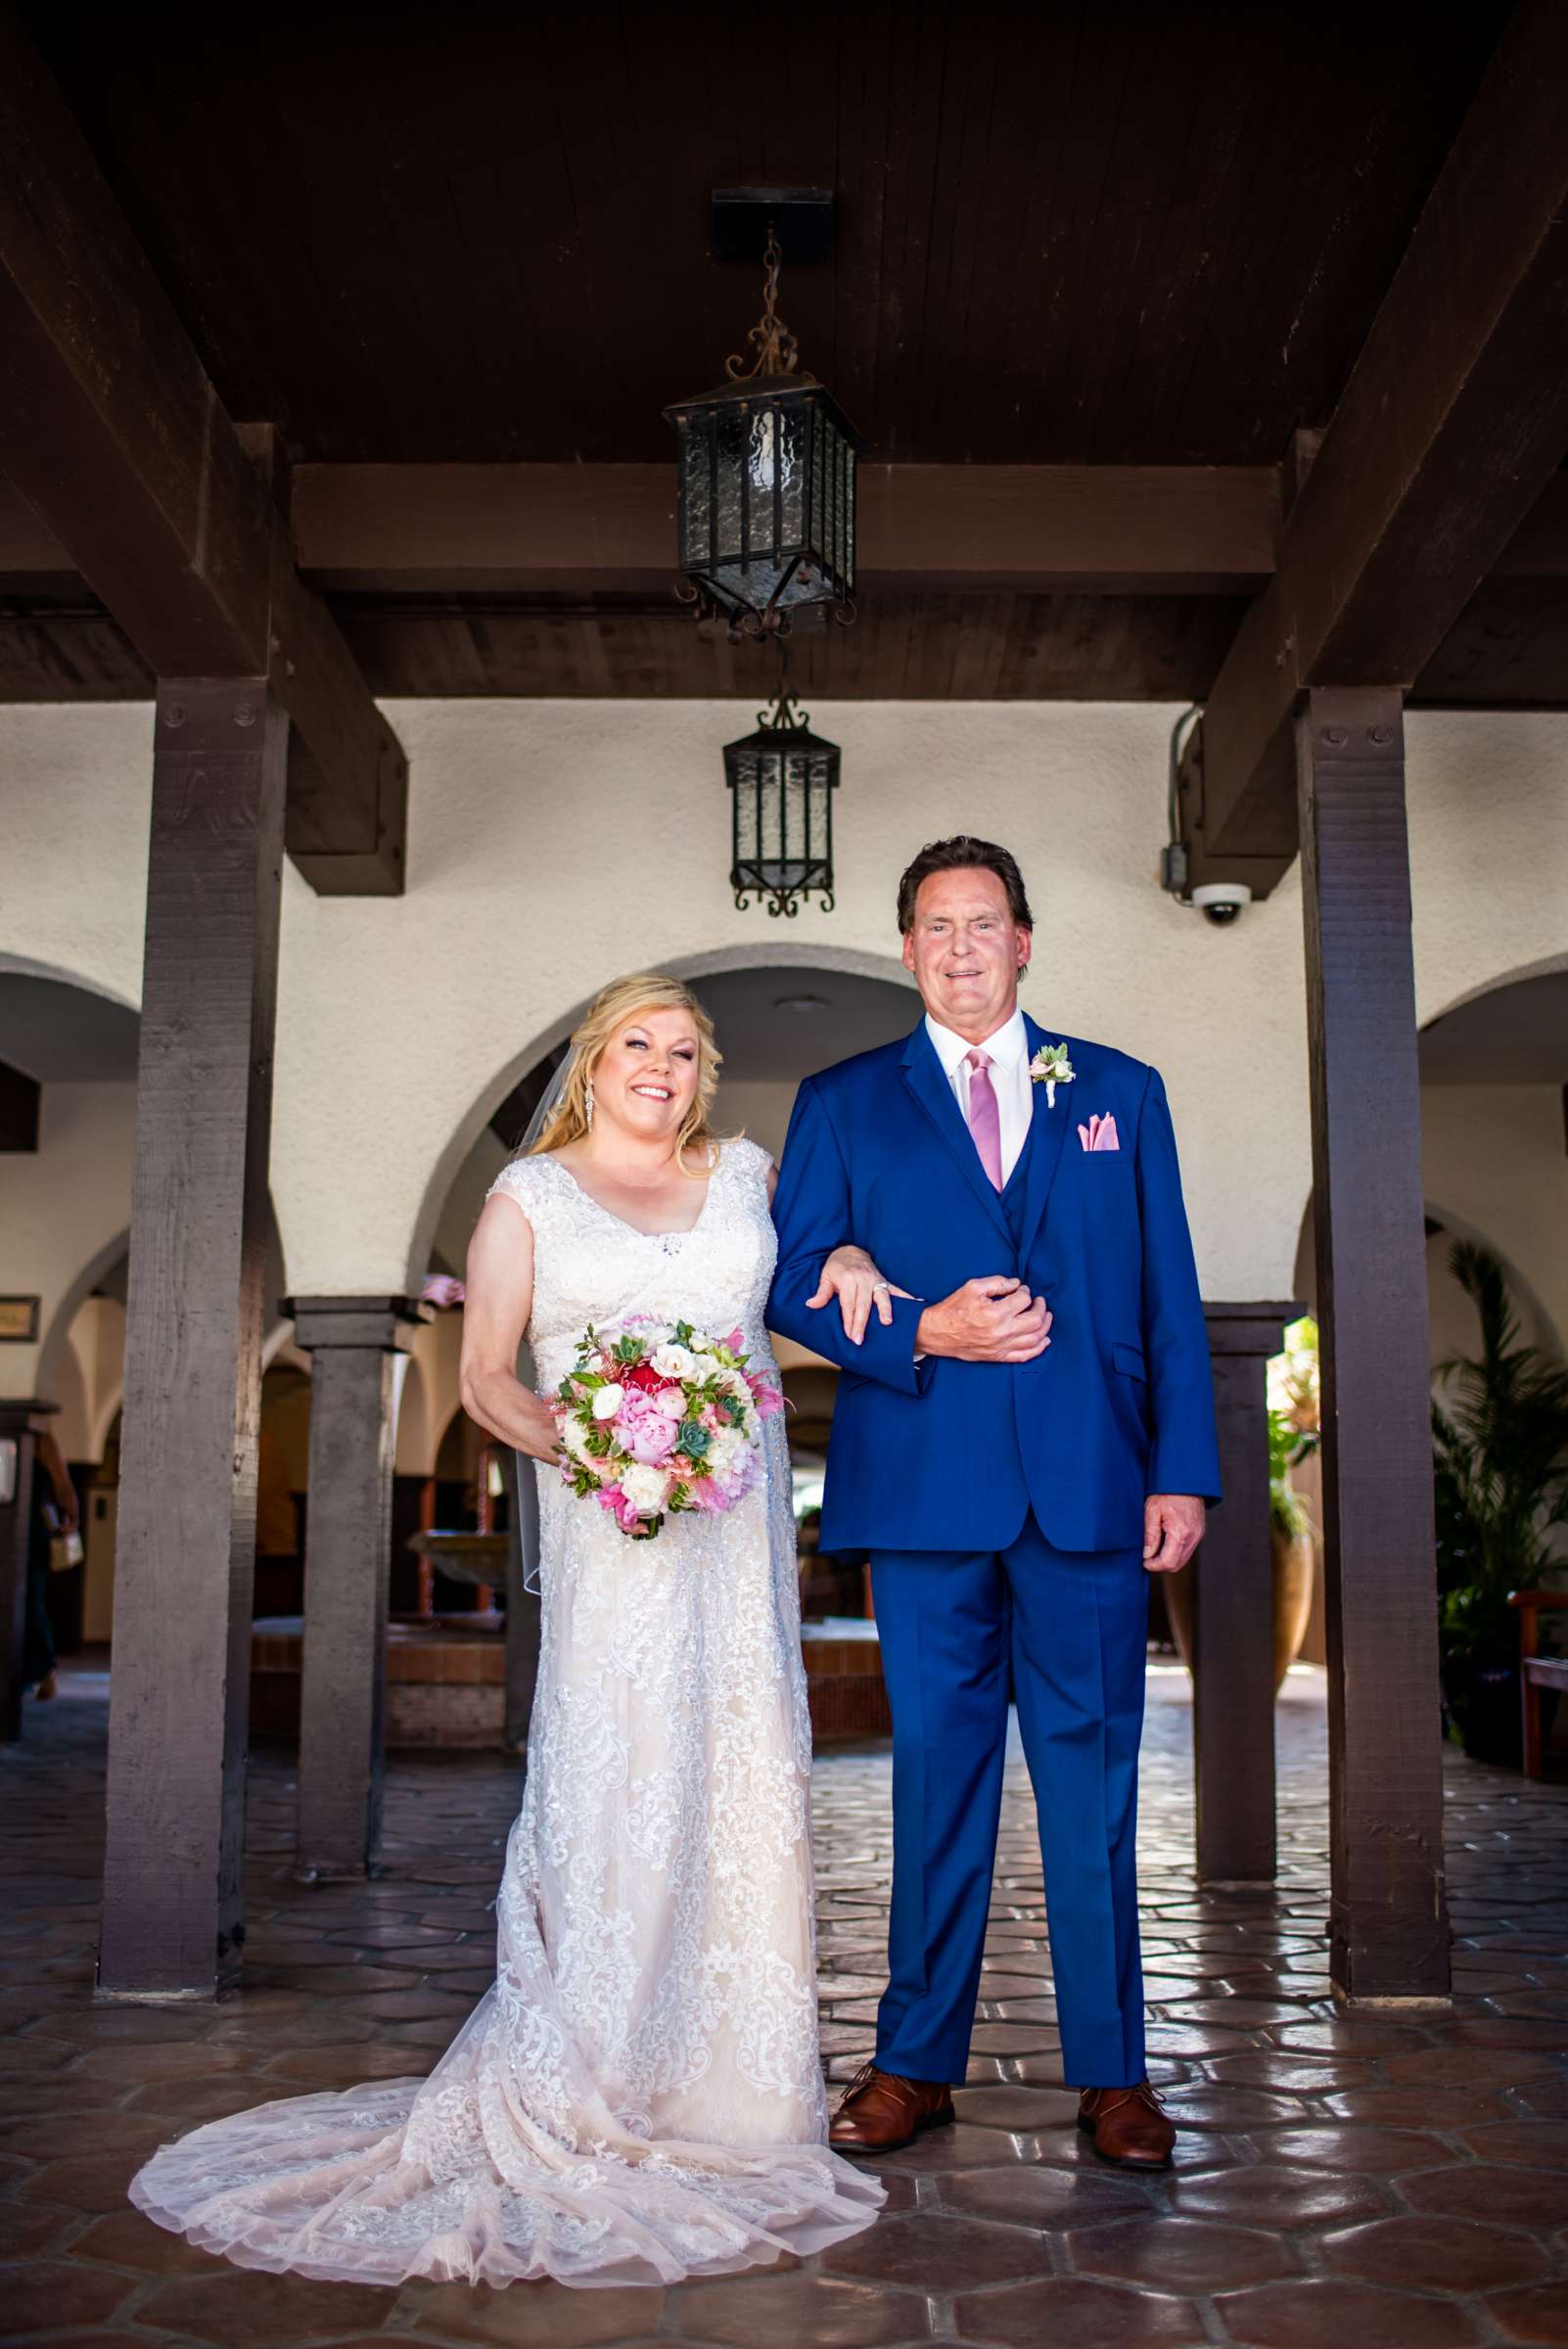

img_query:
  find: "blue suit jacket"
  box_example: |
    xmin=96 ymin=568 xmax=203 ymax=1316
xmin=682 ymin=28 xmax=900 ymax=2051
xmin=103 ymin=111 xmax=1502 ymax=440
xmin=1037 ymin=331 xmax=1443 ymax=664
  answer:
xmin=766 ymin=1016 xmax=1222 ymax=1555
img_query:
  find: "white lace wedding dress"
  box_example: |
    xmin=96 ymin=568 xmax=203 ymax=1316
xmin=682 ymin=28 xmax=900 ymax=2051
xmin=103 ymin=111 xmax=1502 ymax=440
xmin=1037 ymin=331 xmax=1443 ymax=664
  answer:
xmin=129 ymin=1137 xmax=882 ymax=2287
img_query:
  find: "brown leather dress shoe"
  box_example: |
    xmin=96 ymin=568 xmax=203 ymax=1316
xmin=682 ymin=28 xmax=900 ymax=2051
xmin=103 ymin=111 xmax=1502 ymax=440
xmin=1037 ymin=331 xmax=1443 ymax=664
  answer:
xmin=1078 ymin=2082 xmax=1176 ymax=2167
xmin=829 ymin=2062 xmax=955 ymax=2154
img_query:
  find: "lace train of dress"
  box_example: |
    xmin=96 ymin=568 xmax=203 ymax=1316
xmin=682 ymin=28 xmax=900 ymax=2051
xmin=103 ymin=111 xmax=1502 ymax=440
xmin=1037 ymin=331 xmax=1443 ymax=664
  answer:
xmin=128 ymin=1140 xmax=883 ymax=2286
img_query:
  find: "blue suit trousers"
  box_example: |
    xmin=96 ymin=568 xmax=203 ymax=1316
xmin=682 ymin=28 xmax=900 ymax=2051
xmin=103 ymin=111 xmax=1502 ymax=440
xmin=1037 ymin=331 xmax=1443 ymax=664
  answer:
xmin=871 ymin=1515 xmax=1149 ymax=2091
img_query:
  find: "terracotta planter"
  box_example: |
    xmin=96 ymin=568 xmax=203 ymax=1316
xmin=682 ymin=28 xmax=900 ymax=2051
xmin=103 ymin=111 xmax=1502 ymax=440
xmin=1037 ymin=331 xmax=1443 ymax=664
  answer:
xmin=1164 ymin=1526 xmax=1315 ymax=1693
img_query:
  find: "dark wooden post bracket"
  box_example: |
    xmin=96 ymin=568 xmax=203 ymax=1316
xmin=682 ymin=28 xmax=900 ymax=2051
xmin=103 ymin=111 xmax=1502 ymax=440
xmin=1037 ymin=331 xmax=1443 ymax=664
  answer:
xmin=0 ymin=13 xmax=406 ymax=896
xmin=1178 ymin=1 xmax=1568 ymax=898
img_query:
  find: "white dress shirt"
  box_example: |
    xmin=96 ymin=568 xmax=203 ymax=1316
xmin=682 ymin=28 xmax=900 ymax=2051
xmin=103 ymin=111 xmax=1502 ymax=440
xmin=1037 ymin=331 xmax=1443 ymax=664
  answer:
xmin=924 ymin=1007 xmax=1033 ymax=1186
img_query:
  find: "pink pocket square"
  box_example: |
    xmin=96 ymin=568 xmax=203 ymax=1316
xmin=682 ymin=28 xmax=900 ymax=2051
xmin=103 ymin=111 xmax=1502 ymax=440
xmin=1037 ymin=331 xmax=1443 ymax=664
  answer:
xmin=1078 ymin=1113 xmax=1120 ymax=1153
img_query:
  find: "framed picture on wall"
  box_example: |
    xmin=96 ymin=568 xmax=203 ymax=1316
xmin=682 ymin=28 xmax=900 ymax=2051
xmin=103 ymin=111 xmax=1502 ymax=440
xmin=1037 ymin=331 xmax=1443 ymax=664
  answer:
xmin=0 ymin=1297 xmax=39 ymax=1343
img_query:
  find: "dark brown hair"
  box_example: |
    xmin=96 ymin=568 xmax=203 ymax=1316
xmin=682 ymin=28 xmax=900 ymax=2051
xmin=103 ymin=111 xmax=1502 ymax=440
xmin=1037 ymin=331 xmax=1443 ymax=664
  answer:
xmin=897 ymin=836 xmax=1035 ymax=934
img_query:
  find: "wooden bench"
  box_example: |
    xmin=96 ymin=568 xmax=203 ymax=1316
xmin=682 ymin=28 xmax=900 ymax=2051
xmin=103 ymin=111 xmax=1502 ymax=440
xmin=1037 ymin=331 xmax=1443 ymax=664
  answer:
xmin=1510 ymin=1589 xmax=1568 ymax=1777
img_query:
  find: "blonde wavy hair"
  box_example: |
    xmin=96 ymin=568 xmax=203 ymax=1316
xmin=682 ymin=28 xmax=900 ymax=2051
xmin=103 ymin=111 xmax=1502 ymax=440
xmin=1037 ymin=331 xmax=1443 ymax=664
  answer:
xmin=527 ymin=973 xmax=724 ymax=1174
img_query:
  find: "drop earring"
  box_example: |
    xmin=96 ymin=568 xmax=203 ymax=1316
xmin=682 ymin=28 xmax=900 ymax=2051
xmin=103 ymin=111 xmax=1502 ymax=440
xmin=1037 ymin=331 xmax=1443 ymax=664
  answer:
xmin=584 ymin=1080 xmax=595 ymax=1131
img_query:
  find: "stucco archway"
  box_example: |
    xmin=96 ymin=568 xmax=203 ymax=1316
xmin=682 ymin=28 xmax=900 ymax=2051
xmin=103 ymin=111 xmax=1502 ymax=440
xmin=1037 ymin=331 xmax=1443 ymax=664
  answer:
xmin=403 ymin=941 xmax=921 ymax=1284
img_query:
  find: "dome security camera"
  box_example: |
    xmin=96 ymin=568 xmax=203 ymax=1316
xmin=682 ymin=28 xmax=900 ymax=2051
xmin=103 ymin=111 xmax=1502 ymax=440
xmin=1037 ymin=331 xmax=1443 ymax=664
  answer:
xmin=1190 ymin=881 xmax=1253 ymax=927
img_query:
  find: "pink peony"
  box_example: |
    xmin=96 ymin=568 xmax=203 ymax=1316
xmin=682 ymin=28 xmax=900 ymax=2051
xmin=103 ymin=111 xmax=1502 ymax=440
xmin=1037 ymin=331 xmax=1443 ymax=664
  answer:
xmin=614 ymin=1388 xmax=678 ymax=1464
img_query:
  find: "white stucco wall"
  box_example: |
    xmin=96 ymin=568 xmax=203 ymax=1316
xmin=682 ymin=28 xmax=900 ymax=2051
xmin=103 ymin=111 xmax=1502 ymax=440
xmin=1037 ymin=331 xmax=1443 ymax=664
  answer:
xmin=3 ymin=700 xmax=1564 ymax=1330
xmin=396 ymin=1309 xmax=466 ymax=1479
xmin=1405 ymin=713 xmax=1568 ymax=1030
xmin=1421 ymin=1083 xmax=1568 ymax=1353
xmin=57 ymin=1294 xmax=128 ymax=1460
xmin=269 ymin=698 xmax=1317 ymax=1298
xmin=0 ymin=1081 xmax=134 ymax=1401
xmin=0 ymin=703 xmax=153 ymax=1010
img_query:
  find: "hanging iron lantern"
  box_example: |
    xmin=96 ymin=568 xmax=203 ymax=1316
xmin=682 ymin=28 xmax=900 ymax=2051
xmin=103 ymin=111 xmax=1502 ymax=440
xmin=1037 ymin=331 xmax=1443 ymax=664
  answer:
xmin=724 ymin=683 xmax=839 ymax=915
xmin=665 ymin=227 xmax=860 ymax=639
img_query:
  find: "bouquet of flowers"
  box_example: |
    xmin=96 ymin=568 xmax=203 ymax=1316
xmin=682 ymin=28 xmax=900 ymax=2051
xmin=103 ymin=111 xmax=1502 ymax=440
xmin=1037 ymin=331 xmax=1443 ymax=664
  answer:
xmin=552 ymin=1318 xmax=783 ymax=1540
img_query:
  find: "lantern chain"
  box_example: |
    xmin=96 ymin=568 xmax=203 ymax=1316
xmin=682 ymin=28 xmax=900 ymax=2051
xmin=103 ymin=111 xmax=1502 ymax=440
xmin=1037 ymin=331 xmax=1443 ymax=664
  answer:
xmin=725 ymin=226 xmax=800 ymax=382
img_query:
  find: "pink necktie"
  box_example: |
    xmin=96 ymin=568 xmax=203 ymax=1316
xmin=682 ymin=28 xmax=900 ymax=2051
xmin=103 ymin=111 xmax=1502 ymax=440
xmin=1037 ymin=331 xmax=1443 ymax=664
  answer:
xmin=965 ymin=1048 xmax=1004 ymax=1190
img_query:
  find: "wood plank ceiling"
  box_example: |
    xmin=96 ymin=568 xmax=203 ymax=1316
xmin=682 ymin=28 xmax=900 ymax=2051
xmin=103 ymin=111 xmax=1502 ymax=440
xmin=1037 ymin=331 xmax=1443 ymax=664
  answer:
xmin=6 ymin=0 xmax=1552 ymax=706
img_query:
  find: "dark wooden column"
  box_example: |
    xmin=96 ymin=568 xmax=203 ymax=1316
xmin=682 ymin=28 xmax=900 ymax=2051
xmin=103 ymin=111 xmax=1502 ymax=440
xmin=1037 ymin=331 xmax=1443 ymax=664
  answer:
xmin=289 ymin=1296 xmax=429 ymax=1881
xmin=1298 ymin=686 xmax=1451 ymax=2004
xmin=99 ymin=680 xmax=287 ymax=2001
xmin=1192 ymin=1305 xmax=1299 ymax=1885
xmin=0 ymin=1401 xmax=58 ymax=1741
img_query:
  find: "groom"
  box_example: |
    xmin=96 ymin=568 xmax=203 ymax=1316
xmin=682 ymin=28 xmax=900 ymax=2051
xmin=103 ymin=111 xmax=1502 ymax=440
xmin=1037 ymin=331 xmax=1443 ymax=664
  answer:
xmin=768 ymin=836 xmax=1220 ymax=2169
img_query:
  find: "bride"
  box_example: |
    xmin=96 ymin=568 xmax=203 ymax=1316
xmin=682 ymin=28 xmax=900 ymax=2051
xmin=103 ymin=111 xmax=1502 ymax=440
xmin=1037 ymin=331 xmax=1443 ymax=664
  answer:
xmin=128 ymin=973 xmax=888 ymax=2289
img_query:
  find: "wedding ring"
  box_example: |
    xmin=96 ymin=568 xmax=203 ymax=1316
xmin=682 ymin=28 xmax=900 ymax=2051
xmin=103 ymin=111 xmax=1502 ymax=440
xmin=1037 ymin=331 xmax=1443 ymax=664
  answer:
xmin=872 ymin=1281 xmax=891 ymax=1296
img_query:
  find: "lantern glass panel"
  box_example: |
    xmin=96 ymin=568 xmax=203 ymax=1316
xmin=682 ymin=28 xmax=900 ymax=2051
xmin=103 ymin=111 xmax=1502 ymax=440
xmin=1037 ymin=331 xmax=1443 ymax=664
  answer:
xmin=680 ymin=429 xmax=712 ymax=567
xmin=816 ymin=401 xmax=840 ymax=571
xmin=757 ymin=756 xmax=783 ymax=883
xmin=842 ymin=435 xmax=855 ymax=588
xmin=714 ymin=403 xmax=746 ymax=566
xmin=751 ymin=404 xmax=805 ymax=546
xmin=668 ymin=378 xmax=859 ymax=625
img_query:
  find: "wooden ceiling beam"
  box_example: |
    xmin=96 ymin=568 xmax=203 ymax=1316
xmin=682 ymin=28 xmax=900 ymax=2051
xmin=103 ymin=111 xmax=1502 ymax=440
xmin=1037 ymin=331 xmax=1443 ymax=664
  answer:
xmin=0 ymin=10 xmax=405 ymax=895
xmin=13 ymin=453 xmax=1568 ymax=606
xmin=1190 ymin=0 xmax=1568 ymax=886
xmin=288 ymin=460 xmax=1280 ymax=596
xmin=3 ymin=458 xmax=1279 ymax=598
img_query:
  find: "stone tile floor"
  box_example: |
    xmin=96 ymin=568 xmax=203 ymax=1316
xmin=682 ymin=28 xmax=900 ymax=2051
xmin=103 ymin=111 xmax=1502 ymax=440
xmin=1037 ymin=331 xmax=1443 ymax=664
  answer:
xmin=3 ymin=1659 xmax=1567 ymax=2348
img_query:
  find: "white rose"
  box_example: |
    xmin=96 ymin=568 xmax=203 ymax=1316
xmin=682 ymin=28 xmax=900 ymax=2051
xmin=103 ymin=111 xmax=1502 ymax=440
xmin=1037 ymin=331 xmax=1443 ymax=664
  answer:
xmin=619 ymin=1463 xmax=670 ymax=1514
xmin=708 ymin=1426 xmax=744 ymax=1473
xmin=590 ymin=1383 xmax=624 ymax=1421
xmin=652 ymin=1343 xmax=697 ymax=1381
xmin=688 ymin=1354 xmax=722 ymax=1385
xmin=685 ymin=1328 xmax=714 ymax=1352
xmin=562 ymin=1415 xmax=594 ymax=1463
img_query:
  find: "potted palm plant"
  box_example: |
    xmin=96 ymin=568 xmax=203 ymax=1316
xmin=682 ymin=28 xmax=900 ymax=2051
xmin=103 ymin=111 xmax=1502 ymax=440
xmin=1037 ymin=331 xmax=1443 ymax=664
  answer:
xmin=1432 ymin=1241 xmax=1568 ymax=1767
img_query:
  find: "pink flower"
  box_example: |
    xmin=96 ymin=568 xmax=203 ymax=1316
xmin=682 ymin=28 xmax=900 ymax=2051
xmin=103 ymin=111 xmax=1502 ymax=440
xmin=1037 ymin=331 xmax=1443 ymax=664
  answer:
xmin=655 ymin=1386 xmax=686 ymax=1419
xmin=717 ymin=1328 xmax=746 ymax=1355
xmin=614 ymin=1388 xmax=677 ymax=1465
xmin=685 ymin=1474 xmax=728 ymax=1513
xmin=748 ymin=1376 xmax=784 ymax=1417
xmin=595 ymin=1483 xmax=626 ymax=1517
xmin=699 ymin=1402 xmax=725 ymax=1432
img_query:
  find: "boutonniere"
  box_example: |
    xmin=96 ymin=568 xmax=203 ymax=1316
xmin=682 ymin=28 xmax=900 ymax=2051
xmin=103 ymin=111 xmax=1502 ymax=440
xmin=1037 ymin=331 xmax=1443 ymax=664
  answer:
xmin=1029 ymin=1041 xmax=1076 ymax=1109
